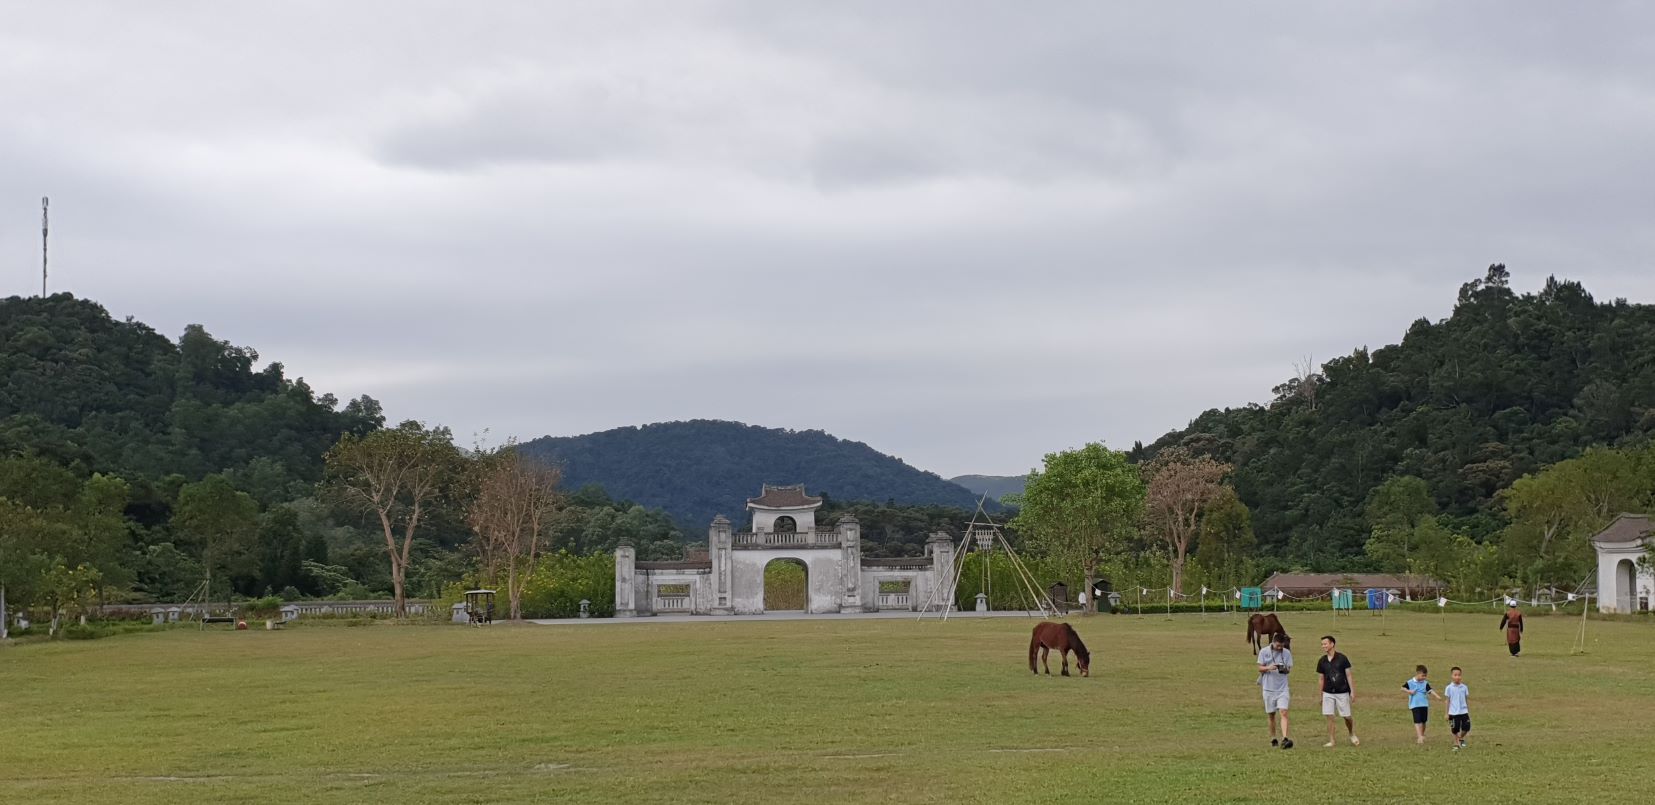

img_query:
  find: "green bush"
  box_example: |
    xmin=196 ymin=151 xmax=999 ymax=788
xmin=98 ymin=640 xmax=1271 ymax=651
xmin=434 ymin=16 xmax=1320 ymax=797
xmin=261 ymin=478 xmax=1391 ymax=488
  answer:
xmin=241 ymin=596 xmax=284 ymax=618
xmin=518 ymin=551 xmax=615 ymax=619
xmin=953 ymin=552 xmax=1068 ymax=611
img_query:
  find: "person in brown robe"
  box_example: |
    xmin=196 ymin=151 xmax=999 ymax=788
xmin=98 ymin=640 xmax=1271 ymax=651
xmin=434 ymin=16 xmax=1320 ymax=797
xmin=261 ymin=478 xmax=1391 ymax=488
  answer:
xmin=1499 ymin=605 xmax=1524 ymax=656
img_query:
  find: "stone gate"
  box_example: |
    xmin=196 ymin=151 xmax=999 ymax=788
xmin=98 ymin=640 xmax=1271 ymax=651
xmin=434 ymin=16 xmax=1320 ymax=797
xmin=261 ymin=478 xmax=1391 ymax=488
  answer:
xmin=614 ymin=485 xmax=957 ymax=616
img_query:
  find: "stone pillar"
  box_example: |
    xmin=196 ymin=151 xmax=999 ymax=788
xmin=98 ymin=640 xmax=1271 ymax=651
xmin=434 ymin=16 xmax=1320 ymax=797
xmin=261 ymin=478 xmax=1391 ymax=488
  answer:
xmin=928 ymin=531 xmax=957 ymax=612
xmin=838 ymin=514 xmax=863 ymax=613
xmin=614 ymin=541 xmax=637 ymax=617
xmin=709 ymin=515 xmax=734 ymax=615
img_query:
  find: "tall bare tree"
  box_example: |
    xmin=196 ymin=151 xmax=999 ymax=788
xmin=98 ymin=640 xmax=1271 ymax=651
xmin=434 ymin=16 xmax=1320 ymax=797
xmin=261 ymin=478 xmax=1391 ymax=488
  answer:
xmin=325 ymin=422 xmax=461 ymax=617
xmin=1144 ymin=446 xmax=1232 ymax=596
xmin=467 ymin=446 xmax=563 ymax=620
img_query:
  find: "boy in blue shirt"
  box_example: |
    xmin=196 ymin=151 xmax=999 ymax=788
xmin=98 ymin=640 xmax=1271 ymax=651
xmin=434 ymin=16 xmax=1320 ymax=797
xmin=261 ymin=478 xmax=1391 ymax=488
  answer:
xmin=1445 ymin=666 xmax=1471 ymax=750
xmin=1401 ymin=664 xmax=1444 ymax=744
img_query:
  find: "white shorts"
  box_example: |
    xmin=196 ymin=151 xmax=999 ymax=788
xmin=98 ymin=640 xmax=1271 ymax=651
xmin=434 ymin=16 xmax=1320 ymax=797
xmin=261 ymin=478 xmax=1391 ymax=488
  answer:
xmin=1322 ymin=692 xmax=1352 ymax=717
xmin=1263 ymin=689 xmax=1290 ymax=714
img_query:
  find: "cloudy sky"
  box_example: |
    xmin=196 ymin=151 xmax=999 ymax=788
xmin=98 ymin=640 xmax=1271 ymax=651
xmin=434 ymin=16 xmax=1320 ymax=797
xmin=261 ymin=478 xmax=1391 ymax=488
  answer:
xmin=3 ymin=2 xmax=1653 ymax=477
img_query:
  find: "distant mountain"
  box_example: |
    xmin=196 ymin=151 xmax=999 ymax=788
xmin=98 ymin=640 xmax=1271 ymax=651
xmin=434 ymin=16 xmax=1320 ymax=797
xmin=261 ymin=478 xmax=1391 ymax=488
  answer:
xmin=950 ymin=474 xmax=1027 ymax=502
xmin=519 ymin=420 xmax=989 ymax=529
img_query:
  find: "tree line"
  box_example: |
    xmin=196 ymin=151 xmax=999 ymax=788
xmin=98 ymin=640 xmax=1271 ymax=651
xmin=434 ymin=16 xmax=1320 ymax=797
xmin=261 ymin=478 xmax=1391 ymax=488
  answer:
xmin=0 ymin=296 xmax=692 ymax=633
xmin=1134 ymin=267 xmax=1655 ymax=573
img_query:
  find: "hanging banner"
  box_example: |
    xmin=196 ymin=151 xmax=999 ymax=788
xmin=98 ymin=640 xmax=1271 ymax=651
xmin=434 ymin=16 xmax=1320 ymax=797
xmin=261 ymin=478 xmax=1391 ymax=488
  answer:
xmin=1437 ymin=597 xmax=1447 ymax=608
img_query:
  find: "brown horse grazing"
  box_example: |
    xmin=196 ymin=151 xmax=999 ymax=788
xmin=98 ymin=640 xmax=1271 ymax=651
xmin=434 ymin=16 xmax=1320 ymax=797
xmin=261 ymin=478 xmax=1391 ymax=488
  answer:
xmin=1246 ymin=614 xmax=1291 ymax=653
xmin=1029 ymin=622 xmax=1090 ymax=677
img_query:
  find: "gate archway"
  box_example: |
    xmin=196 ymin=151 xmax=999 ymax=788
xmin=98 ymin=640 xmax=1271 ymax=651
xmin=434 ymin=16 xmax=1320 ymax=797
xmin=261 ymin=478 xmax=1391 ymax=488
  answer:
xmin=763 ymin=558 xmax=808 ymax=611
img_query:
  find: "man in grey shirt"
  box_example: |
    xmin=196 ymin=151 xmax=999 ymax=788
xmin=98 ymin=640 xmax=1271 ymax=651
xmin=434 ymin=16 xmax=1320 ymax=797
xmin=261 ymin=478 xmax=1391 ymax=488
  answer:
xmin=1257 ymin=632 xmax=1294 ymax=749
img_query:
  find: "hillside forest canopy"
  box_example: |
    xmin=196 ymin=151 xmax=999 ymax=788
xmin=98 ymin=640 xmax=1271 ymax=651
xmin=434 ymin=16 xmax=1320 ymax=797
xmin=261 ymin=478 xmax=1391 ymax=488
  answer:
xmin=3 ymin=267 xmax=1655 ymax=629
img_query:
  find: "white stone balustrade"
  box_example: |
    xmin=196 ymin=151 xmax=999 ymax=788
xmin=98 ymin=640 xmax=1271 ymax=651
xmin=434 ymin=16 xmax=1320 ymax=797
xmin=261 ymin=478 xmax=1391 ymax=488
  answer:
xmin=731 ymin=530 xmax=842 ymax=548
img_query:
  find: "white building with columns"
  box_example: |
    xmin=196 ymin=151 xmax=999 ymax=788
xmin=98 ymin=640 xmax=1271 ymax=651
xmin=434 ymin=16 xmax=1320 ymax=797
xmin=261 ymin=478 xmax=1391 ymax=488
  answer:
xmin=1592 ymin=513 xmax=1652 ymax=613
xmin=615 ymin=485 xmax=956 ymax=617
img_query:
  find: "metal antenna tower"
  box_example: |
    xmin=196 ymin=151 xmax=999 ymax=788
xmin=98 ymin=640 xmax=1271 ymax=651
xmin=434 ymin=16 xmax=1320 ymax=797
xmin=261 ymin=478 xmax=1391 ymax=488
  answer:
xmin=41 ymin=196 xmax=49 ymax=296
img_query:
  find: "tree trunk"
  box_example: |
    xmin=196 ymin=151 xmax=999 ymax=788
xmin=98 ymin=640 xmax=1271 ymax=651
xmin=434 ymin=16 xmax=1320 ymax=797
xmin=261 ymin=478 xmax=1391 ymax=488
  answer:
xmin=376 ymin=509 xmax=407 ymax=619
xmin=1082 ymin=559 xmax=1097 ymax=617
xmin=389 ymin=560 xmax=407 ymax=619
xmin=508 ymin=560 xmax=521 ymax=620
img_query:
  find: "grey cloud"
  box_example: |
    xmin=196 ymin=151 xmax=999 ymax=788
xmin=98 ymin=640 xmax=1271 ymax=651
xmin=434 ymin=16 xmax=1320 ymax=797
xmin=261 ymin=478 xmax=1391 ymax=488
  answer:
xmin=3 ymin=2 xmax=1654 ymax=476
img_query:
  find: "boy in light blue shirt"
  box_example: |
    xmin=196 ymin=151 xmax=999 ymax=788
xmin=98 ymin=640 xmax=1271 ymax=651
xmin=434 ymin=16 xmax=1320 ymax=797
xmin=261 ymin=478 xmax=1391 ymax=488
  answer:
xmin=1401 ymin=664 xmax=1444 ymax=744
xmin=1445 ymin=666 xmax=1471 ymax=750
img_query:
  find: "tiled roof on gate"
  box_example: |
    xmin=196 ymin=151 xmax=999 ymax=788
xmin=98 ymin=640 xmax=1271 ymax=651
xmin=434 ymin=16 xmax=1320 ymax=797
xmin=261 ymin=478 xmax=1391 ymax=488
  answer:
xmin=746 ymin=484 xmax=823 ymax=509
xmin=1591 ymin=513 xmax=1652 ymax=546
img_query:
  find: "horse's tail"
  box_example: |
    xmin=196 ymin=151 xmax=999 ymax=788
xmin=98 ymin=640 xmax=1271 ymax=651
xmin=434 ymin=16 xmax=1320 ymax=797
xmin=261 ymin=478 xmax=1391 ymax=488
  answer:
xmin=1245 ymin=618 xmax=1255 ymax=645
xmin=1064 ymin=623 xmax=1090 ymax=664
xmin=1028 ymin=631 xmax=1040 ymax=673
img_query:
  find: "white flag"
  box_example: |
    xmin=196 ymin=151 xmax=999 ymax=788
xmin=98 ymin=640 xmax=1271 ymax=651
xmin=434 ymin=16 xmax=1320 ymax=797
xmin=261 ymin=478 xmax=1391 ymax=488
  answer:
xmin=1388 ymin=592 xmax=1399 ymax=604
xmin=1234 ymin=591 xmax=1241 ymax=600
xmin=1201 ymin=586 xmax=1208 ymax=595
xmin=1437 ymin=597 xmax=1447 ymax=608
xmin=1566 ymin=593 xmax=1576 ymax=602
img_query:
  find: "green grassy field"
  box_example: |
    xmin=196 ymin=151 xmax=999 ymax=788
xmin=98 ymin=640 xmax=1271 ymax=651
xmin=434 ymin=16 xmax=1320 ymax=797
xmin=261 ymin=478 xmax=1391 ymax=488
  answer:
xmin=2 ymin=610 xmax=1651 ymax=804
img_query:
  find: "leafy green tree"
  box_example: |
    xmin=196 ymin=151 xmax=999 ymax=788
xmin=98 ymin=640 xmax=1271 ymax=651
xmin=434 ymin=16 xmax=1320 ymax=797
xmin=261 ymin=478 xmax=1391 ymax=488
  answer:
xmin=1501 ymin=445 xmax=1652 ymax=587
xmin=171 ymin=474 xmax=259 ymax=604
xmin=1362 ymin=476 xmax=1436 ymax=572
xmin=1011 ymin=443 xmax=1145 ymax=609
xmin=39 ymin=562 xmax=101 ymax=635
xmin=1194 ymin=488 xmax=1255 ymax=591
xmin=256 ymin=507 xmax=307 ymax=595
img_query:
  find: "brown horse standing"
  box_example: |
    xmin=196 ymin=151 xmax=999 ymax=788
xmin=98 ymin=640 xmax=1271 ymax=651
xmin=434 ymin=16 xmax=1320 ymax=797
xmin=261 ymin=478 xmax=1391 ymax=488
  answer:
xmin=1246 ymin=613 xmax=1290 ymax=652
xmin=1029 ymin=622 xmax=1090 ymax=677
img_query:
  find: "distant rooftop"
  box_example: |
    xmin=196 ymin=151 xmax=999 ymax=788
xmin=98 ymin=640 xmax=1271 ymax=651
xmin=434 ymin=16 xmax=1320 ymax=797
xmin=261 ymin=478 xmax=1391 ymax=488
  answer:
xmin=1590 ymin=513 xmax=1651 ymax=546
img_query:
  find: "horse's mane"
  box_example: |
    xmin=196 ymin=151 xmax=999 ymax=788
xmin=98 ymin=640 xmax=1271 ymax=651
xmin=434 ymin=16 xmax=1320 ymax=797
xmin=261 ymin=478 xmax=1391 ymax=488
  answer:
xmin=1063 ymin=623 xmax=1090 ymax=662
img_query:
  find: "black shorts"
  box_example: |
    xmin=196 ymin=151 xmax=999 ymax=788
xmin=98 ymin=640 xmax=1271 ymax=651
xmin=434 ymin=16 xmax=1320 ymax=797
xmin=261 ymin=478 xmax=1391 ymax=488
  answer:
xmin=1411 ymin=706 xmax=1429 ymax=725
xmin=1450 ymin=713 xmax=1471 ymax=733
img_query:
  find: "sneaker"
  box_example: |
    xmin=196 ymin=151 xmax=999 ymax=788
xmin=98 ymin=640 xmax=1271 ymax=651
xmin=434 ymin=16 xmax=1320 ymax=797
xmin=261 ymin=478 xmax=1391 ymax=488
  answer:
xmin=1350 ymin=736 xmax=1361 ymax=746
xmin=1452 ymin=745 xmax=1460 ymax=752
xmin=1271 ymin=738 xmax=1279 ymax=747
xmin=1323 ymin=742 xmax=1335 ymax=748
xmin=1281 ymin=739 xmax=1294 ymax=750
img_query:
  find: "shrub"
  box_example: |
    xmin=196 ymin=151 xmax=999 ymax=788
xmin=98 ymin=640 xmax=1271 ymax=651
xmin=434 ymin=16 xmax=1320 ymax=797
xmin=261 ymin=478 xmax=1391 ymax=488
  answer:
xmin=241 ymin=596 xmax=284 ymax=618
xmin=518 ymin=551 xmax=615 ymax=619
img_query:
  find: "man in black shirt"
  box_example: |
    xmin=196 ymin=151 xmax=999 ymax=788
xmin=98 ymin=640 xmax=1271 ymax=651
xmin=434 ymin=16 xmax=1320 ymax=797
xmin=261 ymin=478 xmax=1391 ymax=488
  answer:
xmin=1316 ymin=635 xmax=1359 ymax=748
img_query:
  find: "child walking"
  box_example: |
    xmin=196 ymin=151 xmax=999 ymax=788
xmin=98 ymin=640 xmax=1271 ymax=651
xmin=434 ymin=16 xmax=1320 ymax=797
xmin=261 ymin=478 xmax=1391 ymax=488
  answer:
xmin=1445 ymin=666 xmax=1471 ymax=750
xmin=1401 ymin=664 xmax=1443 ymax=744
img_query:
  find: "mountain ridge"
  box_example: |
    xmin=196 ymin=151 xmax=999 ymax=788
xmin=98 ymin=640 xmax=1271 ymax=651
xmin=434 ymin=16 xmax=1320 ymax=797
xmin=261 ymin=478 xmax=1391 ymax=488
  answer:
xmin=519 ymin=419 xmax=991 ymax=529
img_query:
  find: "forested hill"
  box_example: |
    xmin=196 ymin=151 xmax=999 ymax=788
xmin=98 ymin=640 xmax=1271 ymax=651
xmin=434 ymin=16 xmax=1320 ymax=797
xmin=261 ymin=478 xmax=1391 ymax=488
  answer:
xmin=518 ymin=420 xmax=986 ymax=528
xmin=1139 ymin=266 xmax=1655 ymax=569
xmin=1 ymin=294 xmax=383 ymax=507
xmin=950 ymin=474 xmax=1027 ymax=502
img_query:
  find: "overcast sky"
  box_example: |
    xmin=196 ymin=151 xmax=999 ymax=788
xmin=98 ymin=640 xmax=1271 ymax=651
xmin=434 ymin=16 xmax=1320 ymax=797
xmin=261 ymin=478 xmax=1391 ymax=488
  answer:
xmin=4 ymin=2 xmax=1653 ymax=477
